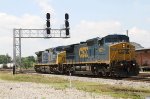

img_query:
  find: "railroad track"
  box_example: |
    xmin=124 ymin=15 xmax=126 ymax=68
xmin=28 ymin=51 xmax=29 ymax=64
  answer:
xmin=0 ymin=69 xmax=12 ymax=72
xmin=0 ymin=68 xmax=36 ymax=74
xmin=1 ymin=69 xmax=150 ymax=83
xmin=28 ymin=71 xmax=150 ymax=83
xmin=123 ymin=73 xmax=150 ymax=83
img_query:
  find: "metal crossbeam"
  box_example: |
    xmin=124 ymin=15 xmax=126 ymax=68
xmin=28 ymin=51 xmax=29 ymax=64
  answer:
xmin=14 ymin=29 xmax=69 ymax=38
xmin=13 ymin=28 xmax=70 ymax=74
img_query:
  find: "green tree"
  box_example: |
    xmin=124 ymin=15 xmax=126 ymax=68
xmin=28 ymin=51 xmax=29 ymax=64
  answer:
xmin=21 ymin=56 xmax=35 ymax=69
xmin=0 ymin=54 xmax=11 ymax=64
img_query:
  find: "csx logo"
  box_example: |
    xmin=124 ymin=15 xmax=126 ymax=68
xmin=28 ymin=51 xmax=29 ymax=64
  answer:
xmin=79 ymin=47 xmax=88 ymax=58
xmin=99 ymin=48 xmax=104 ymax=52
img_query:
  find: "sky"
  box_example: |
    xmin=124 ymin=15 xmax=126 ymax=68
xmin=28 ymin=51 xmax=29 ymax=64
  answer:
xmin=0 ymin=0 xmax=150 ymax=57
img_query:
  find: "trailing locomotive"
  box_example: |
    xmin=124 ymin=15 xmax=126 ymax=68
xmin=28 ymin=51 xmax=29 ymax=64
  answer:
xmin=34 ymin=34 xmax=139 ymax=77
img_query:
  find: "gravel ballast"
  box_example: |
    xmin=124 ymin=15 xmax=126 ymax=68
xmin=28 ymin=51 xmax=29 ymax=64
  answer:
xmin=39 ymin=73 xmax=150 ymax=89
xmin=0 ymin=79 xmax=114 ymax=99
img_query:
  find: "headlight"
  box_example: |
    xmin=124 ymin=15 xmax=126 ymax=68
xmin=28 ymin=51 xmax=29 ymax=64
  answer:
xmin=120 ymin=63 xmax=123 ymax=66
xmin=122 ymin=44 xmax=125 ymax=48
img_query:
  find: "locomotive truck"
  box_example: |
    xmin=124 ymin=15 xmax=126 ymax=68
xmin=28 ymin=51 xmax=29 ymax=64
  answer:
xmin=34 ymin=34 xmax=139 ymax=77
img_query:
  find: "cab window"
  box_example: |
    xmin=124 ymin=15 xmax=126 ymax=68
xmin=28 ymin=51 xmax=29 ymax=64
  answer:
xmin=98 ymin=38 xmax=104 ymax=46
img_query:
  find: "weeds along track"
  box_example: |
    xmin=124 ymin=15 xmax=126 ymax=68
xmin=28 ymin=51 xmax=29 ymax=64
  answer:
xmin=25 ymin=70 xmax=150 ymax=83
xmin=25 ymin=72 xmax=150 ymax=88
xmin=0 ymin=68 xmax=36 ymax=73
xmin=0 ymin=69 xmax=12 ymax=72
xmin=1 ymin=69 xmax=150 ymax=83
xmin=26 ymin=73 xmax=150 ymax=89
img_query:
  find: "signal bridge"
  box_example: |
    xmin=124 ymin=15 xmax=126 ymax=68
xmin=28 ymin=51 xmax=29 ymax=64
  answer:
xmin=13 ymin=28 xmax=70 ymax=74
xmin=14 ymin=28 xmax=70 ymax=38
xmin=13 ymin=13 xmax=70 ymax=74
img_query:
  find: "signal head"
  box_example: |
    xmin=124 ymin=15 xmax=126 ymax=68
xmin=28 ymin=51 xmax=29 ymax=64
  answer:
xmin=46 ymin=13 xmax=50 ymax=20
xmin=46 ymin=21 xmax=50 ymax=27
xmin=65 ymin=20 xmax=69 ymax=27
xmin=46 ymin=28 xmax=51 ymax=34
xmin=66 ymin=28 xmax=69 ymax=36
xmin=65 ymin=13 xmax=69 ymax=20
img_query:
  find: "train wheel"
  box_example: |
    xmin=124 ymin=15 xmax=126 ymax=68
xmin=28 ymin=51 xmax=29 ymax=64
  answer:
xmin=101 ymin=71 xmax=106 ymax=77
xmin=101 ymin=67 xmax=107 ymax=77
xmin=98 ymin=72 xmax=103 ymax=77
xmin=110 ymin=71 xmax=115 ymax=77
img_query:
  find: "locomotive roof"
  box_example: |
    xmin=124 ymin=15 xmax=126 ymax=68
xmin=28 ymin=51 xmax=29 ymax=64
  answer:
xmin=103 ymin=34 xmax=129 ymax=43
xmin=86 ymin=37 xmax=100 ymax=42
xmin=104 ymin=34 xmax=129 ymax=39
xmin=35 ymin=51 xmax=43 ymax=55
xmin=65 ymin=43 xmax=79 ymax=47
xmin=35 ymin=34 xmax=130 ymax=53
xmin=136 ymin=48 xmax=150 ymax=51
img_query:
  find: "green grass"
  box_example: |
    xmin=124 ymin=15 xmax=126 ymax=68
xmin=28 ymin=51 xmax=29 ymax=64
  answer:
xmin=73 ymin=81 xmax=150 ymax=99
xmin=0 ymin=71 xmax=150 ymax=99
xmin=0 ymin=71 xmax=69 ymax=89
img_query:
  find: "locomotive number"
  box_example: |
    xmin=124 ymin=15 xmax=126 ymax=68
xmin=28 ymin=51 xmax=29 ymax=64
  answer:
xmin=79 ymin=47 xmax=88 ymax=58
xmin=118 ymin=49 xmax=129 ymax=54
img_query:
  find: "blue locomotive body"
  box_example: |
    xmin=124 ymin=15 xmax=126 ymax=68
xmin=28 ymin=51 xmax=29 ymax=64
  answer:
xmin=34 ymin=34 xmax=139 ymax=77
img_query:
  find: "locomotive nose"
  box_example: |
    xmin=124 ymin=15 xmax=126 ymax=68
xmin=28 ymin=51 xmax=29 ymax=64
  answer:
xmin=110 ymin=42 xmax=135 ymax=62
xmin=109 ymin=43 xmax=139 ymax=76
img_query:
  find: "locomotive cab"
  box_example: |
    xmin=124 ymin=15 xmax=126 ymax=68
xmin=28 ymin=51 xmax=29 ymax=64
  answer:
xmin=103 ymin=34 xmax=139 ymax=76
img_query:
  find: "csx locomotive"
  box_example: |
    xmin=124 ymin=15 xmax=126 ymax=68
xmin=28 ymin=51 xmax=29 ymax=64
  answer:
xmin=34 ymin=34 xmax=139 ymax=77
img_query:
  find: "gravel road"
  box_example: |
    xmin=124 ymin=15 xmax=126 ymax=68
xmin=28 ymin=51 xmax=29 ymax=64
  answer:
xmin=0 ymin=79 xmax=114 ymax=99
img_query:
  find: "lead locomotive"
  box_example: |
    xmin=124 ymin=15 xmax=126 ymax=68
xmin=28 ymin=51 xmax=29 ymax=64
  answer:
xmin=34 ymin=34 xmax=139 ymax=77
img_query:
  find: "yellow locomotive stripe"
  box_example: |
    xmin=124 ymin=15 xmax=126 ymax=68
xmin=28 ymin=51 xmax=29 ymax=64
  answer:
xmin=35 ymin=60 xmax=110 ymax=67
xmin=63 ymin=61 xmax=110 ymax=64
xmin=35 ymin=63 xmax=58 ymax=66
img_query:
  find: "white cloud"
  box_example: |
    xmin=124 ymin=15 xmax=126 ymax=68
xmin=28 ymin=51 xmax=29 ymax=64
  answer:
xmin=129 ymin=27 xmax=150 ymax=48
xmin=147 ymin=18 xmax=150 ymax=22
xmin=0 ymin=13 xmax=44 ymax=31
xmin=35 ymin=0 xmax=55 ymax=14
xmin=69 ymin=20 xmax=122 ymax=43
xmin=0 ymin=36 xmax=13 ymax=55
xmin=0 ymin=12 xmax=45 ymax=56
xmin=0 ymin=0 xmax=57 ymax=57
xmin=34 ymin=0 xmax=58 ymax=27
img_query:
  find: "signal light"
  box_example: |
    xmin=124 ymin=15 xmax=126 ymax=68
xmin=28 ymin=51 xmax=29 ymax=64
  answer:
xmin=65 ymin=13 xmax=69 ymax=36
xmin=45 ymin=13 xmax=70 ymax=36
xmin=46 ymin=13 xmax=50 ymax=20
xmin=46 ymin=28 xmax=51 ymax=34
xmin=65 ymin=13 xmax=69 ymax=20
xmin=46 ymin=21 xmax=50 ymax=27
xmin=46 ymin=13 xmax=51 ymax=34
xmin=65 ymin=20 xmax=69 ymax=27
xmin=66 ymin=28 xmax=69 ymax=35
